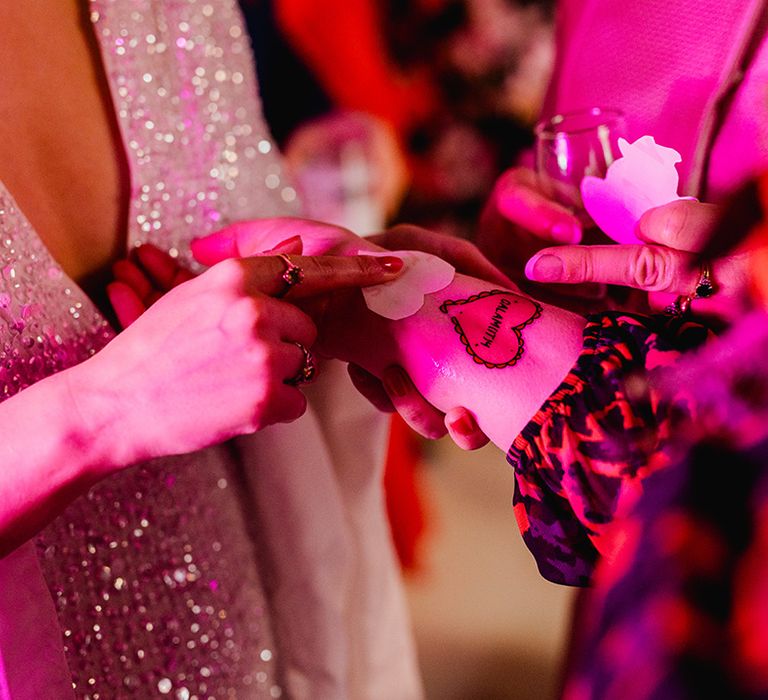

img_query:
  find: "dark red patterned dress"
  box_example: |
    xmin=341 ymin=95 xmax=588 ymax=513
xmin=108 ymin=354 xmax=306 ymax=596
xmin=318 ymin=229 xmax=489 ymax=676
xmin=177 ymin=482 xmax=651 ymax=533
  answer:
xmin=562 ymin=311 xmax=768 ymax=699
xmin=507 ymin=312 xmax=711 ymax=586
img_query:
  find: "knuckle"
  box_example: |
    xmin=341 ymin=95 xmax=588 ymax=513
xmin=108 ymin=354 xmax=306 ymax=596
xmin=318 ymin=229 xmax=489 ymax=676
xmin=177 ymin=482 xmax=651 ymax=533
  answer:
xmin=656 ymin=201 xmax=688 ymax=247
xmin=245 ymin=339 xmax=272 ymax=372
xmin=629 ymin=246 xmax=673 ymax=290
xmin=219 ymin=296 xmax=251 ymax=336
xmin=665 ymin=201 xmax=689 ymax=242
xmin=214 ymin=257 xmax=242 ymax=280
xmin=248 ymin=299 xmax=272 ymax=338
xmin=249 ymin=295 xmax=277 ymax=335
xmin=568 ymin=249 xmax=594 ymax=283
xmin=255 ymin=339 xmax=281 ymax=369
xmin=206 ymin=257 xmax=244 ymax=288
xmin=247 ymin=297 xmax=266 ymax=325
xmin=221 ymin=295 xmax=272 ymax=338
xmin=307 ymin=255 xmax=338 ymax=280
xmin=248 ymin=294 xmax=269 ymax=320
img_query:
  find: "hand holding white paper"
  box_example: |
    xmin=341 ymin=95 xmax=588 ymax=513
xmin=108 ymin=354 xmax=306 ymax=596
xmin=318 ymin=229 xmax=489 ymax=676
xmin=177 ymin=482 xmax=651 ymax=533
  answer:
xmin=581 ymin=136 xmax=686 ymax=244
xmin=357 ymin=250 xmax=456 ymax=320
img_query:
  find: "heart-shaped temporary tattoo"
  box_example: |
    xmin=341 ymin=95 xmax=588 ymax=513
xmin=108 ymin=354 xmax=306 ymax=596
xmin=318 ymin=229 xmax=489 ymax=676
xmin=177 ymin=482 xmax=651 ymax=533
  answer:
xmin=440 ymin=290 xmax=542 ymax=369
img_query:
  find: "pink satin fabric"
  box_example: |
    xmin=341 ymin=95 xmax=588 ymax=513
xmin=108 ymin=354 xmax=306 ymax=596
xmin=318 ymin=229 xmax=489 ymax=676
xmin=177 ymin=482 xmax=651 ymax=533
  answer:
xmin=545 ymin=0 xmax=768 ymax=200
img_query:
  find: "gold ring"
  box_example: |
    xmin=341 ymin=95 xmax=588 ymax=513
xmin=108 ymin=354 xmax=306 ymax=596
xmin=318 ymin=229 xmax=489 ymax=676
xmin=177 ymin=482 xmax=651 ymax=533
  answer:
xmin=665 ymin=294 xmax=692 ymax=317
xmin=692 ymin=260 xmax=715 ymax=300
xmin=665 ymin=260 xmax=716 ymax=317
xmin=285 ymin=342 xmax=317 ymax=386
xmin=275 ymin=253 xmax=304 ymax=298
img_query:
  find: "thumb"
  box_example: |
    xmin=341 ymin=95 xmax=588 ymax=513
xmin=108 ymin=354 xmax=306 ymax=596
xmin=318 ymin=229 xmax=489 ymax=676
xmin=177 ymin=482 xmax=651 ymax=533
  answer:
xmin=266 ymin=235 xmax=304 ymax=255
xmin=194 ymin=217 xmax=358 ymax=266
xmin=637 ymin=200 xmax=721 ymax=253
xmin=191 ymin=220 xmax=282 ymax=265
xmin=192 ymin=228 xmax=304 ymax=266
xmin=493 ymin=167 xmax=583 ymax=244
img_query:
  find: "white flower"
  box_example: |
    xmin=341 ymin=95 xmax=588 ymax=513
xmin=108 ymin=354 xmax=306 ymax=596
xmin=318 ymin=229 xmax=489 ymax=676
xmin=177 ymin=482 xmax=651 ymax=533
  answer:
xmin=581 ymin=135 xmax=683 ymax=244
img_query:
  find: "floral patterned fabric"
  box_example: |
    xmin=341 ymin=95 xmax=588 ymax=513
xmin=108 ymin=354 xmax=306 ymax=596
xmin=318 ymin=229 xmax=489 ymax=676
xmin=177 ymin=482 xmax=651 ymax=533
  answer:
xmin=560 ymin=307 xmax=768 ymax=699
xmin=507 ymin=312 xmax=710 ymax=586
xmin=563 ymin=437 xmax=768 ymax=700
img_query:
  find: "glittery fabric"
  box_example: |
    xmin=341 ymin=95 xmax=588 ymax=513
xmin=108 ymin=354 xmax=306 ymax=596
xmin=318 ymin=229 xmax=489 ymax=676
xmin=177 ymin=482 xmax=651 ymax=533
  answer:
xmin=0 ymin=191 xmax=114 ymax=398
xmin=89 ymin=0 xmax=298 ymax=262
xmin=37 ymin=450 xmax=281 ymax=700
xmin=0 ymin=1 xmax=304 ymax=697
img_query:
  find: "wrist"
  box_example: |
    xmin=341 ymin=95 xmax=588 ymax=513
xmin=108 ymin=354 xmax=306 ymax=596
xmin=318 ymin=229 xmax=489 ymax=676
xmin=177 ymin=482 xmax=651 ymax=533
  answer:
xmin=379 ymin=275 xmax=584 ymax=450
xmin=60 ymin=358 xmax=137 ymax=477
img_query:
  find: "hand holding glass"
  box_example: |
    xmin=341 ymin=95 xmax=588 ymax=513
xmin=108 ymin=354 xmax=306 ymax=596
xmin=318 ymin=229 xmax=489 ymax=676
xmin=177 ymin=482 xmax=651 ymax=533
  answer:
xmin=535 ymin=107 xmax=627 ymax=227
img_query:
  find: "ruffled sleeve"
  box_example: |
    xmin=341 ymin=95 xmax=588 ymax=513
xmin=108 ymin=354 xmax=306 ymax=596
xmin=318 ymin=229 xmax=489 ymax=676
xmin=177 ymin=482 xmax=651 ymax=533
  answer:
xmin=507 ymin=312 xmax=710 ymax=586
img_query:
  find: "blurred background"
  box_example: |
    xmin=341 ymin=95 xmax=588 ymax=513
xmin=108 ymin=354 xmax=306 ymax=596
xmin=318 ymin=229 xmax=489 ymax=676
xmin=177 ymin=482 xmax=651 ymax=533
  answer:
xmin=245 ymin=0 xmax=556 ymax=237
xmin=241 ymin=1 xmax=573 ymax=697
xmin=404 ymin=438 xmax=575 ymax=700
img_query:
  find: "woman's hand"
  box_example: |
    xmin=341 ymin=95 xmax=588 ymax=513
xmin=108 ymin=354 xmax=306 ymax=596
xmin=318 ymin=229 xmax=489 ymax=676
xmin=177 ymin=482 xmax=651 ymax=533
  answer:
xmin=107 ymin=244 xmax=197 ymax=328
xmin=192 ymin=218 xmax=492 ymax=450
xmin=477 ymin=166 xmax=583 ymax=276
xmin=106 ymin=238 xmax=305 ymax=328
xmin=347 ymin=364 xmax=490 ymax=451
xmin=369 ymin=223 xmax=513 ymax=288
xmin=524 ymin=200 xmax=750 ymax=321
xmin=358 ymin=223 xmax=511 ymax=449
xmin=72 ymin=250 xmax=404 ymax=468
xmin=191 ymin=217 xmax=360 ymax=262
xmin=477 ymin=167 xmax=613 ymax=307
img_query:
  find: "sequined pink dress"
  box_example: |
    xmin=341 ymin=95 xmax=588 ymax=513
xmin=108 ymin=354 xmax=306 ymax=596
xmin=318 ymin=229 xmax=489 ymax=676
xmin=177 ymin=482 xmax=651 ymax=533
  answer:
xmin=0 ymin=2 xmax=422 ymax=699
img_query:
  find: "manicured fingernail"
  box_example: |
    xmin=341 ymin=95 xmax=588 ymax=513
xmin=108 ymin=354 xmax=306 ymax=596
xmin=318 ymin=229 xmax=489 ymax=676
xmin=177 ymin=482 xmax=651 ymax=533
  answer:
xmin=268 ymin=235 xmax=303 ymax=253
xmin=376 ymin=256 xmax=404 ymax=273
xmin=382 ymin=366 xmax=409 ymax=397
xmin=449 ymin=412 xmax=477 ymax=436
xmin=525 ymin=253 xmax=564 ymax=282
xmin=550 ymin=221 xmax=581 ymax=244
xmin=190 ymin=231 xmax=238 ymax=264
